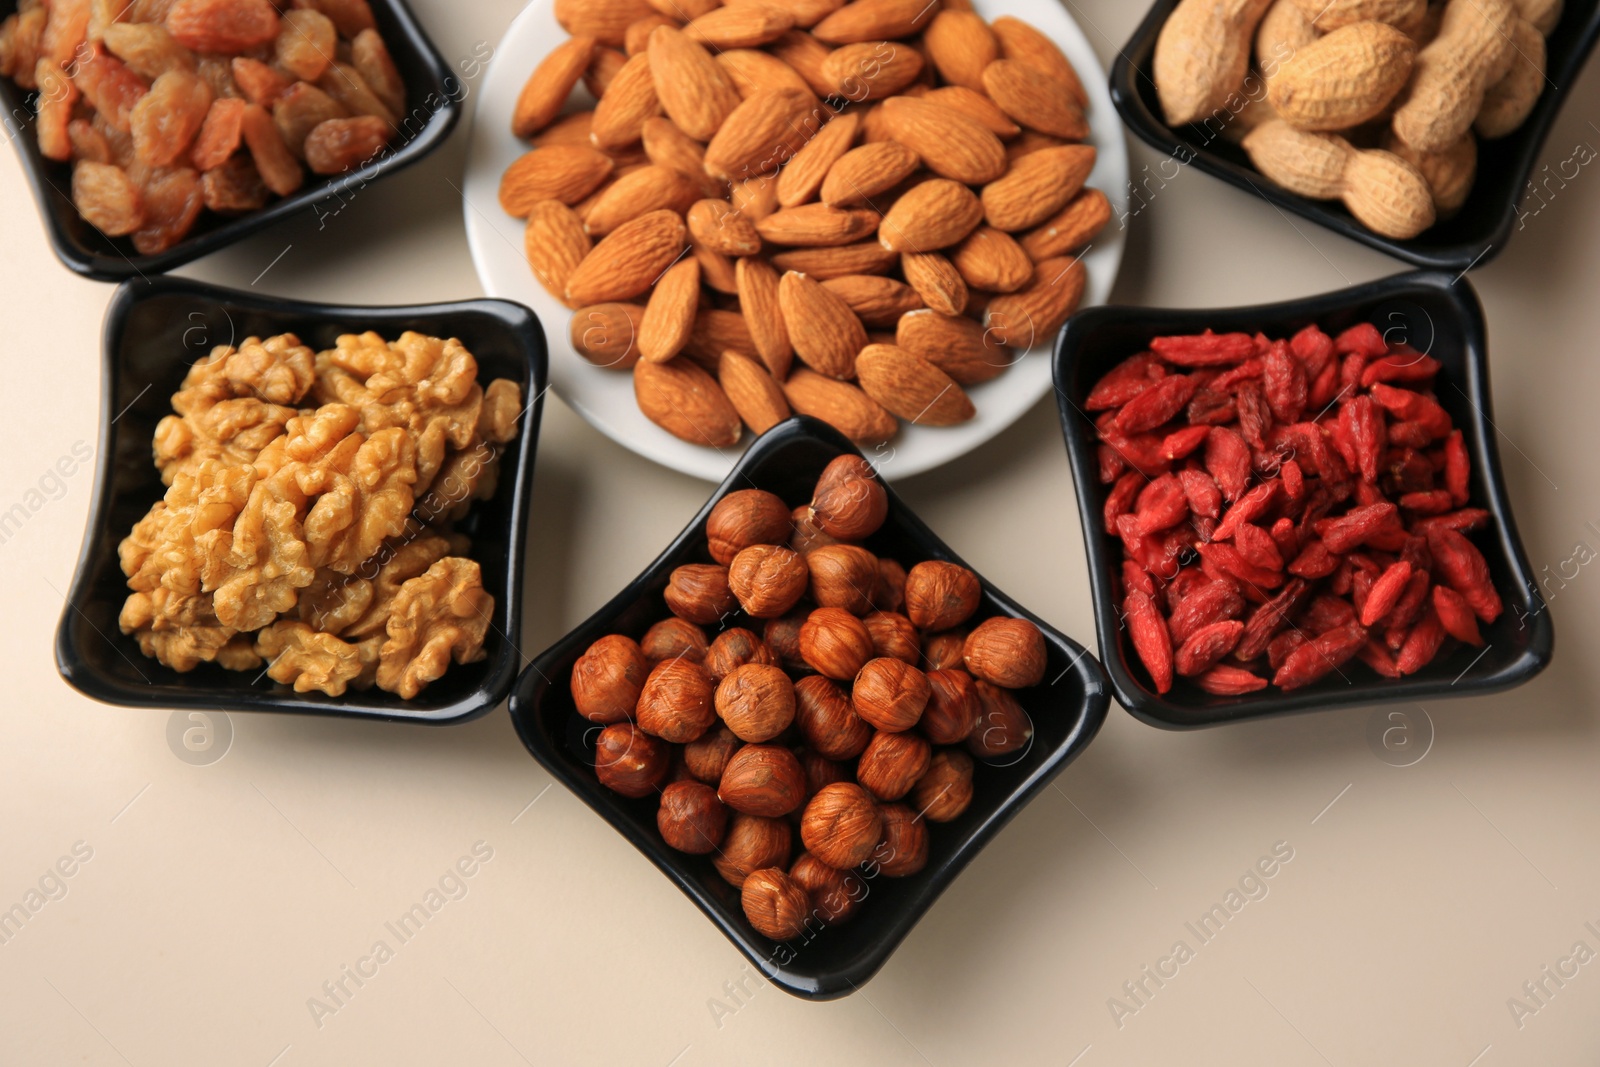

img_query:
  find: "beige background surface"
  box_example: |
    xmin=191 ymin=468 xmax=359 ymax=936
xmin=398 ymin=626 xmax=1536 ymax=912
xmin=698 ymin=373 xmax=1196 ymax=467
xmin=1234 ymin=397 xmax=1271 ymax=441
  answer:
xmin=2 ymin=2 xmax=1598 ymax=1064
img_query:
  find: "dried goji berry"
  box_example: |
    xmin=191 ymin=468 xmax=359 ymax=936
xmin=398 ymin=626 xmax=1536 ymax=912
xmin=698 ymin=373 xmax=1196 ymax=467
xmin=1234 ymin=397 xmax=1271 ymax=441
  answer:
xmin=1186 ymin=388 xmax=1236 ymax=425
xmin=1269 ymin=516 xmax=1299 ymax=562
xmin=1432 ymin=585 xmax=1483 ymax=646
xmin=1398 ymin=489 xmax=1452 ymax=514
xmin=1122 ymin=559 xmax=1157 ymax=598
xmin=1308 ymin=358 xmax=1341 ymax=411
xmin=1427 ymin=527 xmax=1502 ymax=623
xmin=1236 ymin=380 xmax=1272 ymax=450
xmin=1161 ymin=424 xmax=1211 ymax=460
xmin=1412 ymin=508 xmax=1490 ymax=537
xmin=1115 ymin=513 xmax=1145 ymax=558
xmin=1124 ymin=590 xmax=1174 ymax=694
xmin=1300 ymin=594 xmax=1358 ymax=634
xmin=1087 ymin=352 xmax=1166 ymax=410
xmin=1356 ymin=637 xmax=1400 ymax=678
xmin=1274 ymin=622 xmax=1366 ymax=690
xmin=1114 ymin=374 xmax=1199 ymax=434
xmin=1233 ymin=523 xmax=1283 ymax=572
xmin=1267 ymin=629 xmax=1308 ymax=672
xmin=1315 ymin=502 xmax=1399 ymax=554
xmin=1386 ymin=448 xmax=1435 ymax=495
xmin=1359 ymin=560 xmax=1412 ymax=626
xmin=1335 ymin=322 xmax=1386 ymax=357
xmin=1135 ymin=474 xmax=1189 ymax=534
xmin=1361 ymin=351 xmax=1440 ymax=386
xmin=1288 ymin=539 xmax=1339 ymax=580
xmin=1213 ymin=480 xmax=1280 ymax=540
xmin=1194 ymin=665 xmax=1268 ymax=695
xmin=1381 ymin=569 xmax=1431 ymax=632
xmin=1101 ymin=431 xmax=1172 ymax=477
xmin=1343 ymin=394 xmax=1384 ymax=483
xmin=1291 ymin=324 xmax=1334 ymax=371
xmin=1263 ymin=340 xmax=1307 ymax=424
xmin=1444 ymin=430 xmax=1470 ymax=507
xmin=1338 ymin=352 xmax=1366 ymax=396
xmin=1175 ymin=620 xmax=1245 ymax=676
xmin=1233 ymin=578 xmax=1309 ymax=661
xmin=1280 ymin=458 xmax=1304 ymax=500
xmin=1151 ymin=330 xmax=1256 ymax=367
xmin=1212 ymin=358 xmax=1265 ymax=392
xmin=1104 ymin=470 xmax=1143 ymax=528
xmin=1396 ymin=610 xmax=1446 ymax=675
xmin=1167 ymin=565 xmax=1212 ymax=606
xmin=1097 ymin=443 xmax=1126 ymax=484
xmin=1199 ymin=542 xmax=1283 ymax=591
xmin=1168 ymin=579 xmax=1245 ymax=645
xmin=1139 ymin=527 xmax=1191 ymax=583
xmin=1205 ymin=425 xmax=1251 ymax=503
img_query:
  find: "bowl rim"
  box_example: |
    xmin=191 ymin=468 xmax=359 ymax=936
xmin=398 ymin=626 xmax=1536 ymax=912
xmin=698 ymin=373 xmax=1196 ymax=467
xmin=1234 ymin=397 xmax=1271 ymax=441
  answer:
xmin=1052 ymin=268 xmax=1554 ymax=729
xmin=53 ymin=274 xmax=549 ymax=725
xmin=1108 ymin=0 xmax=1600 ymax=273
xmin=0 ymin=0 xmax=462 ymax=281
xmin=508 ymin=416 xmax=1111 ymax=998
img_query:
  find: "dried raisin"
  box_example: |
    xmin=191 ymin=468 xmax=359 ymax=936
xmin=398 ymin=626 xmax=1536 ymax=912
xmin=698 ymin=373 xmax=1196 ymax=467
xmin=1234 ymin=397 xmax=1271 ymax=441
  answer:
xmin=302 ymin=114 xmax=389 ymax=174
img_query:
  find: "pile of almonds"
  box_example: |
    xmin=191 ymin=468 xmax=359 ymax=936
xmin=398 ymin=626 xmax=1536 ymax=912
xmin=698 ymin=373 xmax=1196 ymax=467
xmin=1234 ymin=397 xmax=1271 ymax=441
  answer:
xmin=569 ymin=455 xmax=1049 ymax=940
xmin=502 ymin=0 xmax=1111 ymax=449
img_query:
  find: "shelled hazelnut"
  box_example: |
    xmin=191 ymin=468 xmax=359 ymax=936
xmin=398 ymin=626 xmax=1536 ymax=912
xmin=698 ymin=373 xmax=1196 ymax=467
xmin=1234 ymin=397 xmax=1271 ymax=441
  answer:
xmin=863 ymin=611 xmax=920 ymax=664
xmin=874 ymin=560 xmax=908 ymax=614
xmin=905 ymin=561 xmax=983 ymax=633
xmin=641 ymin=617 xmax=709 ymax=663
xmin=594 ymin=724 xmax=669 ymax=798
xmin=707 ymin=490 xmax=792 ymax=565
xmin=571 ymin=634 xmax=649 ymax=724
xmin=963 ymin=617 xmax=1048 ymax=689
xmin=719 ymin=744 xmax=806 ymax=818
xmin=714 ymin=664 xmax=795 ymax=743
xmin=704 ymin=628 xmax=778 ymax=682
xmin=636 ymin=658 xmax=716 ymax=743
xmin=798 ymin=751 xmax=851 ymax=806
xmin=799 ymin=607 xmax=875 ymax=680
xmin=762 ymin=607 xmax=812 ymax=673
xmin=912 ymin=751 xmax=975 ymax=824
xmin=922 ymin=629 xmax=969 ymax=672
xmin=790 ymin=853 xmax=863 ymax=925
xmin=921 ymin=670 xmax=980 ymax=745
xmin=852 ymin=658 xmax=932 ymax=732
xmin=789 ymin=506 xmax=839 ymax=555
xmin=800 ymin=782 xmax=883 ymax=870
xmin=683 ymin=725 xmax=741 ymax=784
xmin=728 ymin=544 xmax=809 ymax=618
xmin=793 ymin=675 xmax=873 ymax=760
xmin=657 ymin=780 xmax=728 ymax=854
xmin=806 ymin=544 xmax=879 ymax=615
xmin=872 ymin=804 xmax=928 ymax=878
xmin=967 ymin=682 xmax=1035 ymax=759
xmin=857 ymin=731 xmax=932 ymax=802
xmin=665 ymin=564 xmax=737 ymax=626
xmin=742 ymin=868 xmax=812 ymax=941
xmin=809 ymin=456 xmax=888 ymax=541
xmin=713 ymin=815 xmax=791 ymax=887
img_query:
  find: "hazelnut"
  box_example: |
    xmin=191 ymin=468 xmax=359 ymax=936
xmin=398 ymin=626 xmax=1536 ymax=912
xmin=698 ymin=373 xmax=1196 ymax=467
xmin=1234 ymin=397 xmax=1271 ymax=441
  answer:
xmin=966 ymin=680 xmax=1034 ymax=759
xmin=799 ymin=749 xmax=851 ymax=802
xmin=684 ymin=724 xmax=741 ymax=784
xmin=798 ymin=607 xmax=874 ymax=679
xmin=664 ymin=563 xmax=737 ymax=625
xmin=715 ymin=663 xmax=795 ymax=742
xmin=636 ymin=658 xmax=716 ymax=743
xmin=874 ymin=558 xmax=908 ymax=613
xmin=904 ymin=561 xmax=982 ymax=632
xmin=921 ymin=628 xmax=968 ymax=672
xmin=789 ymin=504 xmax=839 ymax=555
xmin=852 ymin=657 xmax=931 ymax=732
xmin=790 ymin=852 xmax=865 ymax=924
xmin=713 ymin=814 xmax=791 ymax=886
xmin=657 ymin=780 xmax=729 ymax=853
xmin=869 ymin=803 xmax=928 ymax=877
xmin=856 ymin=730 xmax=931 ymax=801
xmin=741 ymin=867 xmax=811 ymax=940
xmin=594 ymin=723 xmax=670 ymax=798
xmin=705 ymin=627 xmax=778 ymax=682
xmin=963 ymin=617 xmax=1047 ymax=688
xmin=641 ymin=617 xmax=709 ymax=663
xmin=911 ymin=749 xmax=974 ymax=823
xmin=863 ymin=611 xmax=919 ymax=663
xmin=706 ymin=488 xmax=792 ymax=565
xmin=570 ymin=634 xmax=649 ymax=724
xmin=668 ymin=752 xmax=697 ymax=783
xmin=920 ymin=669 xmax=979 ymax=744
xmin=800 ymin=782 xmax=883 ymax=869
xmin=809 ymin=455 xmax=887 ymax=540
xmin=718 ymin=743 xmax=806 ymax=817
xmin=793 ymin=675 xmax=872 ymax=759
xmin=806 ymin=544 xmax=879 ymax=615
xmin=762 ymin=607 xmax=812 ymax=673
xmin=728 ymin=543 xmax=809 ymax=618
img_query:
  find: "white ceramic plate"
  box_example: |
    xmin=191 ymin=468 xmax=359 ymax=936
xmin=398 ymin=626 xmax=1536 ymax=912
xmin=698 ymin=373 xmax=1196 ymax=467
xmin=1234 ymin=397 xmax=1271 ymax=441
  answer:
xmin=463 ymin=0 xmax=1129 ymax=481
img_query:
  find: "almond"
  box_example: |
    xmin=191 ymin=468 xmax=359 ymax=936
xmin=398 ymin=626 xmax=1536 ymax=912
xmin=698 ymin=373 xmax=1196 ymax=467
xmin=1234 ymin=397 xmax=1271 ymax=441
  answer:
xmin=625 ymin=16 xmax=679 ymax=56
xmin=878 ymin=178 xmax=983 ymax=252
xmin=812 ymin=0 xmax=937 ymax=43
xmin=982 ymin=59 xmax=1087 ymax=140
xmin=1019 ymin=187 xmax=1111 ymax=260
xmin=524 ymin=200 xmax=591 ymax=306
xmin=921 ymin=85 xmax=1020 ymax=138
xmin=583 ymin=164 xmax=700 ymax=233
xmin=900 ymin=251 xmax=968 ymax=315
xmin=820 ymin=141 xmax=919 ymax=206
xmin=776 ymin=111 xmax=860 ymax=207
xmin=991 ymin=16 xmax=1087 ymax=106
xmin=778 ymin=270 xmax=867 ymax=378
xmin=1005 ymin=130 xmax=1067 ymax=162
xmin=684 ymin=308 xmax=760 ymax=366
xmin=981 ymin=144 xmax=1095 ymax=231
xmin=855 ymin=343 xmax=975 ymax=425
xmin=534 ymin=111 xmax=596 ymax=147
xmin=896 ymin=308 xmax=1010 ymax=384
xmin=735 ymin=256 xmax=793 ymax=377
xmin=685 ymin=3 xmax=795 ymax=47
xmin=639 ymin=258 xmax=701 ymax=362
xmin=571 ymin=302 xmax=644 ymax=368
xmin=754 ymin=0 xmax=848 ymax=29
xmin=635 ymin=358 xmax=743 ymax=447
xmin=821 ymin=40 xmax=924 ymax=100
xmin=821 ymin=275 xmax=923 ymax=325
xmin=730 ymin=173 xmax=781 ymax=221
xmin=880 ymin=96 xmax=1006 ymax=183
xmin=694 ymin=242 xmax=740 ymax=293
xmin=716 ymin=48 xmax=816 ymax=98
xmin=983 ymin=254 xmax=1086 ymax=348
xmin=719 ymin=349 xmax=793 ymax=434
xmin=704 ymin=88 xmax=820 ymax=181
xmin=922 ymin=11 xmax=998 ymax=91
xmin=767 ymin=29 xmax=838 ymax=97
xmin=641 ymin=117 xmax=724 ymax=197
xmin=590 ymin=52 xmax=660 ymax=149
xmin=688 ymin=198 xmax=763 ymax=255
xmin=499 ymin=146 xmax=614 ymax=215
xmin=951 ymin=226 xmax=1034 ymax=292
xmin=556 ymin=0 xmax=657 ymax=45
xmin=770 ymin=240 xmax=898 ymax=277
xmin=782 ymin=368 xmax=898 ymax=443
xmin=513 ymin=35 xmax=596 ymax=137
xmin=648 ymin=26 xmax=743 ymax=141
xmin=757 ymin=203 xmax=880 ymax=246
xmin=648 ymin=0 xmax=718 ymax=17
xmin=584 ymin=46 xmax=629 ymax=96
xmin=565 ymin=208 xmax=688 ymax=304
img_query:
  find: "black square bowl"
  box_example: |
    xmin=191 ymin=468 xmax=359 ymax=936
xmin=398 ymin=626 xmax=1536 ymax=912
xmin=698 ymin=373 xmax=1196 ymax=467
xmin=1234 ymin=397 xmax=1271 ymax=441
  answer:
xmin=508 ymin=417 xmax=1110 ymax=999
xmin=56 ymin=275 xmax=548 ymax=724
xmin=1 ymin=0 xmax=461 ymax=280
xmin=1110 ymin=0 xmax=1600 ymax=272
xmin=1053 ymin=270 xmax=1553 ymax=728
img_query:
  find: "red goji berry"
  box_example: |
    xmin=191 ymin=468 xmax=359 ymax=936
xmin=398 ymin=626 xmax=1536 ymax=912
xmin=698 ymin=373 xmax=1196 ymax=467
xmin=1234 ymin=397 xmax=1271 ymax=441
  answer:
xmin=1199 ymin=542 xmax=1284 ymax=591
xmin=1267 ymin=629 xmax=1309 ymax=672
xmin=1103 ymin=470 xmax=1143 ymax=528
xmin=1432 ymin=584 xmax=1484 ymax=646
xmin=1269 ymin=516 xmax=1299 ymax=561
xmin=1236 ymin=380 xmax=1272 ymax=450
xmin=1162 ymin=424 xmax=1212 ymax=460
xmin=1115 ymin=513 xmax=1144 ymax=557
xmin=1205 ymin=426 xmax=1252 ymax=503
xmin=1444 ymin=430 xmax=1470 ymax=507
xmin=1386 ymin=448 xmax=1435 ymax=495
xmin=1301 ymin=594 xmax=1358 ymax=633
xmin=1101 ymin=431 xmax=1172 ymax=477
xmin=1124 ymin=590 xmax=1174 ymax=694
xmin=1412 ymin=509 xmax=1490 ymax=537
xmin=1098 ymin=443 xmax=1126 ymax=484
xmin=1213 ymin=480 xmax=1281 ymax=541
xmin=1086 ymin=352 xmax=1166 ymax=410
xmin=1354 ymin=480 xmax=1389 ymax=508
xmin=1427 ymin=527 xmax=1503 ymax=622
xmin=1359 ymin=560 xmax=1412 ymax=626
xmin=1369 ymin=382 xmax=1422 ymax=419
xmin=1186 ymin=388 xmax=1236 ymax=425
xmin=1151 ymin=330 xmax=1256 ymax=367
xmin=1168 ymin=579 xmax=1245 ymax=645
xmin=1122 ymin=558 xmax=1157 ymax=598
xmin=1175 ymin=620 xmax=1245 ymax=676
xmin=1341 ymin=394 xmax=1383 ymax=483
xmin=1233 ymin=578 xmax=1309 ymax=660
xmin=1288 ymin=539 xmax=1339 ymax=580
xmin=1212 ymin=358 xmax=1265 ymax=392
xmin=1396 ymin=610 xmax=1446 ymax=675
xmin=1382 ymin=569 xmax=1431 ymax=631
xmin=1114 ymin=374 xmax=1200 ymax=434
xmin=1281 ymin=458 xmax=1305 ymax=500
xmin=1194 ymin=665 xmax=1269 ymax=695
xmin=1335 ymin=322 xmax=1387 ymax=357
xmin=1387 ymin=421 xmax=1432 ymax=448
xmin=1411 ymin=393 xmax=1453 ymax=439
xmin=1399 ymin=489 xmax=1453 ymax=514
xmin=1315 ymin=502 xmax=1400 ymax=554
xmin=1135 ymin=474 xmax=1189 ymax=534
xmin=1233 ymin=522 xmax=1284 ymax=572
xmin=1263 ymin=340 xmax=1307 ymax=424
xmin=1308 ymin=358 xmax=1341 ymax=411
xmin=1138 ymin=526 xmax=1191 ymax=583
xmin=1291 ymin=324 xmax=1335 ymax=374
xmin=1356 ymin=636 xmax=1401 ymax=678
xmin=1361 ymin=351 xmax=1441 ymax=386
xmin=1273 ymin=622 xmax=1366 ymax=690
xmin=1178 ymin=469 xmax=1222 ymax=520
